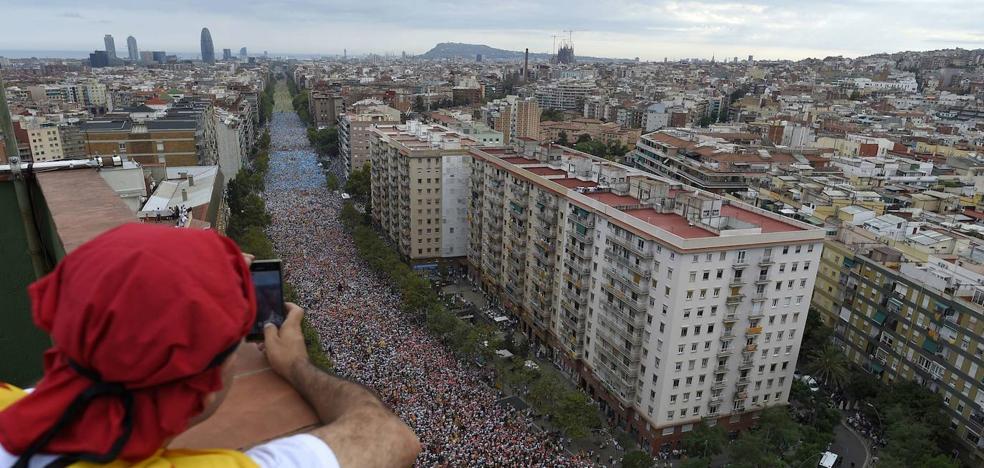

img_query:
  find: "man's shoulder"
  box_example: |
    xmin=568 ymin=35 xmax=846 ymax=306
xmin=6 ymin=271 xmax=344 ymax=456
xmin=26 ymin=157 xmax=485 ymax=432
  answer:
xmin=245 ymin=433 xmax=339 ymax=468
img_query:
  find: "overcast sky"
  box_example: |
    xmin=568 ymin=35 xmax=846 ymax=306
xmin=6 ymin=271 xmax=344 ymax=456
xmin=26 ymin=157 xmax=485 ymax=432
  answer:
xmin=2 ymin=0 xmax=983 ymax=60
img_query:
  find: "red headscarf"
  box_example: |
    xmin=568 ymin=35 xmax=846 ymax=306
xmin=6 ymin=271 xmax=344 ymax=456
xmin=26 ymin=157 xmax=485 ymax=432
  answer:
xmin=0 ymin=223 xmax=256 ymax=462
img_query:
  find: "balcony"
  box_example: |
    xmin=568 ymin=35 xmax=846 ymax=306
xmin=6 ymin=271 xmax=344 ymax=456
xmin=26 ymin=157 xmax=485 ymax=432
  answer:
xmin=717 ymin=348 xmax=733 ymax=358
xmin=737 ymin=376 xmax=750 ymax=386
xmin=738 ymin=359 xmax=753 ymax=370
xmin=732 ymin=257 xmax=749 ymax=268
xmin=720 ymin=329 xmax=735 ymax=340
xmin=729 ymin=278 xmax=746 ymax=288
xmin=734 ymin=391 xmax=748 ymax=400
xmin=747 ymin=311 xmax=764 ymax=320
xmin=531 ymin=247 xmax=552 ymax=265
xmin=563 ymin=286 xmax=586 ymax=304
xmin=568 ymin=246 xmax=591 ymax=260
xmin=746 ymin=326 xmax=763 ymax=335
xmin=572 ymin=213 xmax=595 ymax=229
xmin=711 ymin=381 xmax=726 ymax=391
xmin=750 ymin=293 xmax=768 ymax=302
xmin=759 ymin=256 xmax=774 ymax=266
xmin=605 ymin=268 xmax=649 ymax=296
xmin=570 ymin=228 xmax=594 ymax=245
xmin=755 ymin=275 xmax=770 ymax=285
xmin=570 ymin=258 xmax=591 ymax=275
xmin=744 ymin=344 xmax=758 ymax=352
xmin=601 ymin=301 xmax=644 ymax=326
xmin=607 ymin=235 xmax=654 ymax=260
xmin=607 ymin=251 xmax=652 ymax=279
xmin=533 ymin=222 xmax=555 ymax=238
xmin=722 ymin=314 xmax=737 ymax=324
xmin=726 ymin=294 xmax=745 ymax=305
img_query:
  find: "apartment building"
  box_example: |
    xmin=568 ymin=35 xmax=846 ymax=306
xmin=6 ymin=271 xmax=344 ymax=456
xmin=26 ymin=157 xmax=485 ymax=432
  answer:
xmin=540 ymin=118 xmax=642 ymax=147
xmin=19 ymin=119 xmax=66 ymax=162
xmin=82 ymin=119 xmax=199 ymax=166
xmin=533 ymin=80 xmax=597 ymax=111
xmin=309 ymin=91 xmax=343 ymax=129
xmin=632 ymin=129 xmax=829 ymax=194
xmin=338 ymin=102 xmax=401 ymax=175
xmin=369 ymin=121 xmax=475 ymax=261
xmin=466 ymin=140 xmax=825 ymax=452
xmin=82 ymin=99 xmax=218 ymax=167
xmin=813 ymin=230 xmax=984 ymax=462
xmin=481 ymin=95 xmax=541 ymax=144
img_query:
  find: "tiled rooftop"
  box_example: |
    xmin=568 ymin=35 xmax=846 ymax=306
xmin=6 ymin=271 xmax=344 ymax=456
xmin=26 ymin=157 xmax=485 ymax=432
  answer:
xmin=554 ymin=178 xmax=599 ymax=189
xmin=526 ymin=167 xmax=567 ymax=177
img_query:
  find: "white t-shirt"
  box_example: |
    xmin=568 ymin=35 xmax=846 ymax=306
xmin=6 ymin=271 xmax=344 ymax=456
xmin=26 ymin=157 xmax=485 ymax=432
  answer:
xmin=0 ymin=433 xmax=340 ymax=468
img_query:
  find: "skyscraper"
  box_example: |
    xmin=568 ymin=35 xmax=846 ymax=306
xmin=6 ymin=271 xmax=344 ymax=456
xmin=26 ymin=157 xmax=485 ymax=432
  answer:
xmin=126 ymin=36 xmax=139 ymax=62
xmin=222 ymin=48 xmax=232 ymax=61
xmin=239 ymin=47 xmax=247 ymax=59
xmin=200 ymin=28 xmax=215 ymax=64
xmin=103 ymin=34 xmax=117 ymax=60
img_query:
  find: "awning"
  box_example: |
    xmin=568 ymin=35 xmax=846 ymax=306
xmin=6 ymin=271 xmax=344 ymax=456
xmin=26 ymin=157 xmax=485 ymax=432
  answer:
xmin=922 ymin=338 xmax=940 ymax=354
xmin=873 ymin=311 xmax=887 ymax=325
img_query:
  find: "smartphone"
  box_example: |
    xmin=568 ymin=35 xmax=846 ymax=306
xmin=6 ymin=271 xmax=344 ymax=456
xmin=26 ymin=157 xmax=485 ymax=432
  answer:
xmin=248 ymin=259 xmax=285 ymax=341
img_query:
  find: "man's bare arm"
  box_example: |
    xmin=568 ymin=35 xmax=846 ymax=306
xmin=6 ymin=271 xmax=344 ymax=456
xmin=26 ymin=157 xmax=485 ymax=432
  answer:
xmin=264 ymin=304 xmax=421 ymax=467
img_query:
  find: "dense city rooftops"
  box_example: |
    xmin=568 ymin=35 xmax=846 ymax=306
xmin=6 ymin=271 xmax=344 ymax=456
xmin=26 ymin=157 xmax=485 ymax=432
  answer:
xmin=471 ymin=143 xmax=821 ymax=247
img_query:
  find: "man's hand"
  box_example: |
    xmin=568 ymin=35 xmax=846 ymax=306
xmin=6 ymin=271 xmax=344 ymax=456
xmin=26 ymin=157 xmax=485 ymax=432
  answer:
xmin=263 ymin=303 xmax=309 ymax=383
xmin=266 ymin=303 xmax=422 ymax=466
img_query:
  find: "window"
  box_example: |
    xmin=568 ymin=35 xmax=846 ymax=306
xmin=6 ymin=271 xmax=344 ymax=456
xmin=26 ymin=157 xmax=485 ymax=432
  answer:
xmin=782 ymin=246 xmax=789 ymax=254
xmin=686 ymin=290 xmax=694 ymax=301
xmin=791 ymin=262 xmax=798 ymax=272
xmin=689 ymin=272 xmax=697 ymax=283
xmin=795 ymin=245 xmax=802 ymax=254
xmin=804 ymin=261 xmax=811 ymax=271
xmin=675 ymin=362 xmax=682 ymax=371
xmin=678 ymin=344 xmax=685 ymax=354
xmin=672 ymin=379 xmax=680 ymax=389
xmin=681 ymin=327 xmax=688 ymax=337
xmin=716 ymin=269 xmax=724 ymax=279
xmin=692 ymin=255 xmax=699 ymax=263
xmin=808 ymin=244 xmax=814 ymax=252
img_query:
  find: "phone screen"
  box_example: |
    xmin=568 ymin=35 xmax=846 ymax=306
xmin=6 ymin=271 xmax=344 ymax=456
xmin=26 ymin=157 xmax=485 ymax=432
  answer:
xmin=250 ymin=262 xmax=284 ymax=338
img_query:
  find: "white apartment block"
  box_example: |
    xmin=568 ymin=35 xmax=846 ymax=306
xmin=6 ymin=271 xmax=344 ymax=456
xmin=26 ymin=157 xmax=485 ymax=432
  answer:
xmin=465 ymin=140 xmax=825 ymax=452
xmin=533 ymin=80 xmax=597 ymax=111
xmin=369 ymin=121 xmax=475 ymax=261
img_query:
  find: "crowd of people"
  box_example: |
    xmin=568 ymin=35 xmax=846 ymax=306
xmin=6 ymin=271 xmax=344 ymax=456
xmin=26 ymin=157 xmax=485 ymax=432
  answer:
xmin=262 ymin=111 xmax=593 ymax=467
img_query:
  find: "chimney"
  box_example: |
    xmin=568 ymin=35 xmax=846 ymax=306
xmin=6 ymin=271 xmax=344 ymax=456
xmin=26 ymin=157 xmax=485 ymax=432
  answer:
xmin=188 ymin=174 xmax=195 ymax=186
xmin=523 ymin=48 xmax=529 ymax=83
xmin=181 ymin=188 xmax=188 ymax=202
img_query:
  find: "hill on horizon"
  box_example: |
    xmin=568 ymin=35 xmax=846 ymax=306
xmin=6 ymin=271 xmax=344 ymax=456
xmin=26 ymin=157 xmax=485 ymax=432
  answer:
xmin=419 ymin=42 xmax=624 ymax=62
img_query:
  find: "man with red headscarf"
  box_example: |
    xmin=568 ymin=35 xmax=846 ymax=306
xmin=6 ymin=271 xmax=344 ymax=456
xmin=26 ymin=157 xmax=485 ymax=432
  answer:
xmin=0 ymin=224 xmax=420 ymax=467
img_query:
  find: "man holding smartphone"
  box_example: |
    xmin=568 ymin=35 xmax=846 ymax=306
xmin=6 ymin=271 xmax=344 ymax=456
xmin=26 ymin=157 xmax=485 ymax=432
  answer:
xmin=0 ymin=224 xmax=420 ymax=468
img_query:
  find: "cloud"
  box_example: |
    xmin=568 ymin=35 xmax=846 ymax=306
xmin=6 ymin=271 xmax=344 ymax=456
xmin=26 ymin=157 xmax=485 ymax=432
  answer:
xmin=2 ymin=0 xmax=984 ymax=60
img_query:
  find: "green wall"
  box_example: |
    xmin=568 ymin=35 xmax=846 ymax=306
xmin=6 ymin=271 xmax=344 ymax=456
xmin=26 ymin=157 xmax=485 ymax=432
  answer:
xmin=0 ymin=181 xmax=50 ymax=387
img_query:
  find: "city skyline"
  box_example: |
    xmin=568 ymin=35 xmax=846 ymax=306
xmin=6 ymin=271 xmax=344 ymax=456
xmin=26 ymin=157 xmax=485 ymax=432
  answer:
xmin=1 ymin=0 xmax=982 ymax=61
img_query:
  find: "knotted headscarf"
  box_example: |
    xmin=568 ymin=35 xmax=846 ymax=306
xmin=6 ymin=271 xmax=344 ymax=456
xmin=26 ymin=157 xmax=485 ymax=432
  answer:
xmin=0 ymin=223 xmax=256 ymax=464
